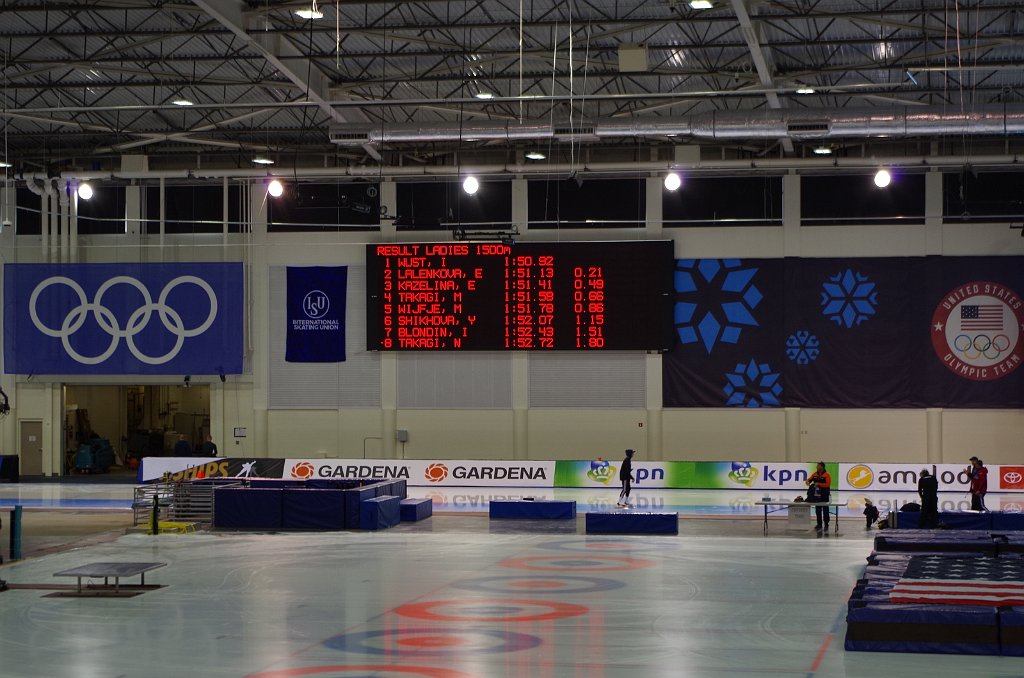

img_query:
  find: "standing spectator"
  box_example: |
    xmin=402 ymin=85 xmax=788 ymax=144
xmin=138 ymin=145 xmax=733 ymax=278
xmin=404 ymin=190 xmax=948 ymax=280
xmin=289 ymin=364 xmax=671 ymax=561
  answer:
xmin=863 ymin=499 xmax=880 ymax=529
xmin=806 ymin=462 xmax=832 ymax=531
xmin=918 ymin=469 xmax=940 ymax=528
xmin=966 ymin=456 xmax=988 ymax=512
xmin=199 ymin=435 xmax=218 ymax=457
xmin=616 ymin=449 xmax=635 ymax=508
xmin=173 ymin=434 xmax=192 ymax=457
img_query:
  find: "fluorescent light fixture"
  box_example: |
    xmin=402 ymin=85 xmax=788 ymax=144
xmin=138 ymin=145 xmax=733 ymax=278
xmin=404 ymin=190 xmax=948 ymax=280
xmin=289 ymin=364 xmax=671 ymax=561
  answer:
xmin=0 ymin=161 xmax=11 ymax=168
xmin=267 ymin=179 xmax=284 ymax=198
xmin=474 ymin=92 xmax=494 ymax=100
xmin=689 ymin=0 xmax=713 ymax=8
xmin=463 ymin=176 xmax=480 ymax=195
xmin=77 ymin=183 xmax=94 ymax=200
xmin=812 ymin=146 xmax=833 ymax=155
xmin=295 ymin=8 xmax=324 ymax=19
xmin=252 ymin=157 xmax=275 ymax=165
xmin=796 ymin=86 xmax=816 ymax=94
xmin=172 ymin=99 xmax=194 ymax=106
xmin=874 ymin=169 xmax=892 ymax=188
xmin=525 ymin=151 xmax=546 ymax=160
xmin=664 ymin=173 xmax=682 ymax=191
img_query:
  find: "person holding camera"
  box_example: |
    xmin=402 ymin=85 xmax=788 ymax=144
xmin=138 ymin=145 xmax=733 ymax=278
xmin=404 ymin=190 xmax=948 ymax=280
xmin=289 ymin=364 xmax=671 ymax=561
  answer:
xmin=806 ymin=461 xmax=832 ymax=531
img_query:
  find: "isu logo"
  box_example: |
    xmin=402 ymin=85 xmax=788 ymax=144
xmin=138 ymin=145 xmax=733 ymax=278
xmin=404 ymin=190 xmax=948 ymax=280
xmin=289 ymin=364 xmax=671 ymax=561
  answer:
xmin=847 ymin=465 xmax=874 ymax=489
xmin=290 ymin=461 xmax=315 ymax=479
xmin=424 ymin=463 xmax=449 ymax=483
xmin=931 ymin=281 xmax=1024 ymax=382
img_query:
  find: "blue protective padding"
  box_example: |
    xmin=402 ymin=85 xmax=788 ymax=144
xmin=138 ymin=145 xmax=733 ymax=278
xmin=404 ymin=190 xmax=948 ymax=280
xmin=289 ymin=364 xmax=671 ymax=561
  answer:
xmin=393 ymin=479 xmax=408 ymax=499
xmin=585 ymin=512 xmax=678 ymax=535
xmin=853 ymin=601 xmax=999 ymax=623
xmin=489 ymin=500 xmax=577 ymax=520
xmin=359 ymin=495 xmax=401 ymax=530
xmin=1001 ymin=607 xmax=1024 ymax=656
xmin=939 ymin=512 xmax=993 ymax=530
xmin=214 ymin=488 xmax=283 ymax=529
xmin=400 ymin=498 xmax=433 ymax=522
xmin=307 ymin=479 xmax=360 ymax=490
xmin=248 ymin=479 xmax=303 ymax=489
xmin=343 ymin=487 xmax=378 ymax=529
xmin=281 ymin=489 xmax=345 ymax=530
xmin=874 ymin=530 xmax=997 ymax=554
xmin=991 ymin=513 xmax=1024 ymax=531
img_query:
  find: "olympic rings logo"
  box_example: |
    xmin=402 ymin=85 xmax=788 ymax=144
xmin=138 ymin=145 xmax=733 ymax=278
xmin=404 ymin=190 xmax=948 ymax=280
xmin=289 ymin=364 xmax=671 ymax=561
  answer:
xmin=29 ymin=275 xmax=218 ymax=365
xmin=952 ymin=333 xmax=1011 ymax=360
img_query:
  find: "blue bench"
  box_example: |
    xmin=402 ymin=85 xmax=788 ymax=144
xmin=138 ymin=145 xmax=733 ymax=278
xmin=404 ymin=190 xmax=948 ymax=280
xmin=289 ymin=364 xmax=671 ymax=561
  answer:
xmin=359 ymin=495 xmax=401 ymax=530
xmin=400 ymin=498 xmax=433 ymax=522
xmin=585 ymin=511 xmax=678 ymax=535
xmin=489 ymin=500 xmax=576 ymax=520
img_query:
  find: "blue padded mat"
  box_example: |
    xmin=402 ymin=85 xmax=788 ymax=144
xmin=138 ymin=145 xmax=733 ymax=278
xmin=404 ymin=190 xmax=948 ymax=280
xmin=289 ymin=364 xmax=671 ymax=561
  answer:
xmin=214 ymin=487 xmax=283 ymax=529
xmin=992 ymin=513 xmax=1024 ymax=531
xmin=845 ymin=603 xmax=1000 ymax=655
xmin=1002 ymin=607 xmax=1024 ymax=656
xmin=344 ymin=486 xmax=377 ymax=529
xmin=489 ymin=500 xmax=576 ymax=520
xmin=585 ymin=511 xmax=678 ymax=535
xmin=360 ymin=495 xmax=400 ymax=530
xmin=282 ymin=488 xmax=345 ymax=530
xmin=400 ymin=498 xmax=432 ymax=522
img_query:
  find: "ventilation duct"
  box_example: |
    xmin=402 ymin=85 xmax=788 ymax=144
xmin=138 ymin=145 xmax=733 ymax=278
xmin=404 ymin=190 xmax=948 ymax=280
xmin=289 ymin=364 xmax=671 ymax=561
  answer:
xmin=330 ymin=106 xmax=1024 ymax=146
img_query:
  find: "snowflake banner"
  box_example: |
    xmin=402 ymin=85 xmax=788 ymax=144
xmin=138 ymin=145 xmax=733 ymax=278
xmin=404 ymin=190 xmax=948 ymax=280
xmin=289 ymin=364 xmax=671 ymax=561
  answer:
xmin=663 ymin=256 xmax=1024 ymax=408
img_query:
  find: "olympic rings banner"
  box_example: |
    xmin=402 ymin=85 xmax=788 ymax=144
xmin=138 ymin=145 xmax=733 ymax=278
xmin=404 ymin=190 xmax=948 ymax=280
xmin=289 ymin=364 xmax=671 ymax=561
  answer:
xmin=663 ymin=256 xmax=1024 ymax=407
xmin=3 ymin=262 xmax=244 ymax=374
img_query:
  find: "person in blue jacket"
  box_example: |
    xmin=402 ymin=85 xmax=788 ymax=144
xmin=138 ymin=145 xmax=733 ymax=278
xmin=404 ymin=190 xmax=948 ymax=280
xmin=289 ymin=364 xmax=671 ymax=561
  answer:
xmin=617 ymin=449 xmax=636 ymax=508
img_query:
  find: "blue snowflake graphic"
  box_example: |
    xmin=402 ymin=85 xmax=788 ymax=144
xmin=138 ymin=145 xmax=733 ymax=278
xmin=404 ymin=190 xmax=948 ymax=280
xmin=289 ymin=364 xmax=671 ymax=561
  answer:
xmin=785 ymin=331 xmax=820 ymax=364
xmin=821 ymin=269 xmax=878 ymax=328
xmin=724 ymin=359 xmax=782 ymax=407
xmin=674 ymin=259 xmax=762 ymax=353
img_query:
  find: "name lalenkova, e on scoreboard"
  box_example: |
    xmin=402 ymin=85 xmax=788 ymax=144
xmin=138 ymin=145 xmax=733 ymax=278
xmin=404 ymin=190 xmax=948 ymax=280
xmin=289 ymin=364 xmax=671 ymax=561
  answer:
xmin=366 ymin=241 xmax=675 ymax=351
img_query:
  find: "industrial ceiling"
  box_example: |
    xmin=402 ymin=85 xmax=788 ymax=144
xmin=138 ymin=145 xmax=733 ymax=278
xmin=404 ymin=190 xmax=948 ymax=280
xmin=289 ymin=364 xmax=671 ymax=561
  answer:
xmin=3 ymin=0 xmax=1024 ymax=175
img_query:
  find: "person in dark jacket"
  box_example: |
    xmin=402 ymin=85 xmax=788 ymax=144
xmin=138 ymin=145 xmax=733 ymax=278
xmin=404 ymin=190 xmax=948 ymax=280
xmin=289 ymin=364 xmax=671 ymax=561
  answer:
xmin=863 ymin=499 xmax=880 ymax=529
xmin=806 ymin=462 xmax=832 ymax=531
xmin=918 ymin=469 xmax=940 ymax=528
xmin=617 ymin=449 xmax=636 ymax=508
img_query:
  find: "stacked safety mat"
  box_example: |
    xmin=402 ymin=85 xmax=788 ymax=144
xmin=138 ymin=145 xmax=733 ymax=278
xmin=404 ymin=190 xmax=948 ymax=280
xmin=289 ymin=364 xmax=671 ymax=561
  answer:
xmin=846 ymin=529 xmax=1024 ymax=656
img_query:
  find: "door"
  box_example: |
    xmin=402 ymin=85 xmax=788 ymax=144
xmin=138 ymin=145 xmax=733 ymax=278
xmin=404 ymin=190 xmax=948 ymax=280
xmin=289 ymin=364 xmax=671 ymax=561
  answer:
xmin=19 ymin=420 xmax=43 ymax=476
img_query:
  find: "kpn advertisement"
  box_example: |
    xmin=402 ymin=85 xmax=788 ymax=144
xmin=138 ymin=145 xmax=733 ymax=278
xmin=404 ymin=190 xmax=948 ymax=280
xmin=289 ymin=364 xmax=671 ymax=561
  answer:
xmin=553 ymin=460 xmax=832 ymax=491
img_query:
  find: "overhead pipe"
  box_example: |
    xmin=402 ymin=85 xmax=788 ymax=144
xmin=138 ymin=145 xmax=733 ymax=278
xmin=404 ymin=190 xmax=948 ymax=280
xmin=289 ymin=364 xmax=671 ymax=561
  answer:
xmin=329 ymin=106 xmax=1024 ymax=145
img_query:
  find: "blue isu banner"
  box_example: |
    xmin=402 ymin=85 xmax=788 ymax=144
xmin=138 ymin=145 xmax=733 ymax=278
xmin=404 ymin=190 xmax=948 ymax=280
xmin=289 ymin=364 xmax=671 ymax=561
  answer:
xmin=286 ymin=266 xmax=347 ymax=362
xmin=664 ymin=256 xmax=1024 ymax=408
xmin=4 ymin=262 xmax=243 ymax=375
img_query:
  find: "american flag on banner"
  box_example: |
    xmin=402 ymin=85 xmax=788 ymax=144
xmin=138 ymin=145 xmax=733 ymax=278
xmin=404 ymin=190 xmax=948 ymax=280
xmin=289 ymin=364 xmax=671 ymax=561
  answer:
xmin=889 ymin=556 xmax=1024 ymax=606
xmin=960 ymin=304 xmax=1004 ymax=330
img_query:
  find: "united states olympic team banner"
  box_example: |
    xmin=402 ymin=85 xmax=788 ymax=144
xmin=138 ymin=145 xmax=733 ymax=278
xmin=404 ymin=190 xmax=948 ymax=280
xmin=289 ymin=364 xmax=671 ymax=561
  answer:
xmin=286 ymin=266 xmax=347 ymax=362
xmin=3 ymin=263 xmax=243 ymax=375
xmin=138 ymin=457 xmax=1024 ymax=494
xmin=663 ymin=256 xmax=1024 ymax=408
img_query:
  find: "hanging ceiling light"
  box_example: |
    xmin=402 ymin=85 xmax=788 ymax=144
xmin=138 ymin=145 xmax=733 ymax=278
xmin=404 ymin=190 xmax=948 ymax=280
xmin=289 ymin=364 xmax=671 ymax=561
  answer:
xmin=77 ymin=182 xmax=94 ymax=200
xmin=252 ymin=157 xmax=275 ymax=165
xmin=295 ymin=1 xmax=324 ymax=19
xmin=813 ymin=146 xmax=833 ymax=155
xmin=664 ymin=173 xmax=682 ymax=191
xmin=689 ymin=0 xmax=713 ymax=8
xmin=474 ymin=92 xmax=494 ymax=100
xmin=874 ymin=169 xmax=892 ymax=188
xmin=525 ymin=151 xmax=546 ymax=160
xmin=267 ymin=179 xmax=285 ymax=198
xmin=462 ymin=176 xmax=480 ymax=195
xmin=172 ymin=98 xmax=194 ymax=106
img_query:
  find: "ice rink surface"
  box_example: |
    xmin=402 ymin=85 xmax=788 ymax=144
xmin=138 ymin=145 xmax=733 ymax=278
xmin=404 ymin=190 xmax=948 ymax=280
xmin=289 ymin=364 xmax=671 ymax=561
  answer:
xmin=1 ymin=484 xmax=1022 ymax=678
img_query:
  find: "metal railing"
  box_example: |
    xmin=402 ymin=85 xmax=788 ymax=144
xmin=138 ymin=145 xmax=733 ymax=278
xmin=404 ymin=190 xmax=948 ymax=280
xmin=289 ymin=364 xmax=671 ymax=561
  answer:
xmin=133 ymin=480 xmax=240 ymax=527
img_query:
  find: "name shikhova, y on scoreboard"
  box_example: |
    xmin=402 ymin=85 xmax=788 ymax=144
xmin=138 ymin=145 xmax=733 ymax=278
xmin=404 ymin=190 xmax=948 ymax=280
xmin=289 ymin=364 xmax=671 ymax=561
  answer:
xmin=366 ymin=241 xmax=674 ymax=351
